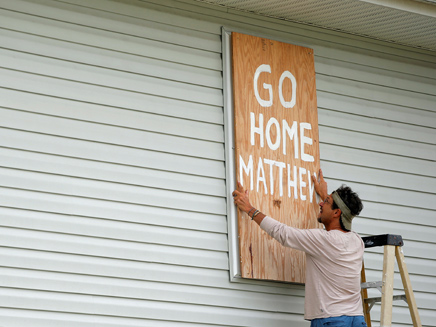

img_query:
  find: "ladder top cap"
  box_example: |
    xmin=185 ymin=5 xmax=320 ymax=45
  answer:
xmin=362 ymin=234 xmax=403 ymax=248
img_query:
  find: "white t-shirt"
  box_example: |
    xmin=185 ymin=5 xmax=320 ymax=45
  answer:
xmin=260 ymin=216 xmax=364 ymax=320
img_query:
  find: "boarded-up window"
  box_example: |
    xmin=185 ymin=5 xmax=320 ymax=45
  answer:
xmin=232 ymin=32 xmax=321 ymax=283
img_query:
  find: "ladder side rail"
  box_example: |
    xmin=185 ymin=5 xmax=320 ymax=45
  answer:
xmin=395 ymin=246 xmax=422 ymax=327
xmin=361 ymin=260 xmax=372 ymax=327
xmin=380 ymin=245 xmax=396 ymax=327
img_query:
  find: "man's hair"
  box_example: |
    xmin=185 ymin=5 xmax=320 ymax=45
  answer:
xmin=332 ymin=185 xmax=364 ymax=231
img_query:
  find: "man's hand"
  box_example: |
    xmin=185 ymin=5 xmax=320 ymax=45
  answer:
xmin=232 ymin=182 xmax=253 ymax=214
xmin=312 ymin=169 xmax=328 ymax=201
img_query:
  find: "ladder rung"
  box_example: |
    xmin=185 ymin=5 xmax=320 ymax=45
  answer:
xmin=364 ymin=294 xmax=407 ymax=305
xmin=361 ymin=281 xmax=382 ymax=289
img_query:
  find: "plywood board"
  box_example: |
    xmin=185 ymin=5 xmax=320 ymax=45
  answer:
xmin=232 ymin=32 xmax=321 ymax=283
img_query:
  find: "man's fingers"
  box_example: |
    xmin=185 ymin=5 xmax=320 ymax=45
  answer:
xmin=232 ymin=182 xmax=245 ymax=198
xmin=319 ymin=169 xmax=324 ymax=181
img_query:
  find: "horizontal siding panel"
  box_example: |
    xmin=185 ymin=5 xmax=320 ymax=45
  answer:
xmin=0 ymin=128 xmax=225 ymax=179
xmin=320 ymin=143 xmax=436 ymax=178
xmin=2 ymin=307 xmax=233 ymax=327
xmin=313 ymin=43 xmax=436 ymax=76
xmin=319 ymin=126 xmax=436 ymax=161
xmin=318 ymin=91 xmax=436 ymax=129
xmin=56 ymin=0 xmax=222 ymax=34
xmin=364 ymin=252 xmax=436 ymax=279
xmin=0 ymin=0 xmax=222 ymax=53
xmin=0 ymin=8 xmax=221 ymax=70
xmin=5 ymin=265 xmax=433 ymax=312
xmin=0 ymin=168 xmax=226 ymax=214
xmin=355 ymin=218 xmax=436 ymax=245
xmin=364 ymin=268 xmax=435 ymax=297
xmin=0 ymin=247 xmax=305 ymax=296
xmin=0 ymin=71 xmax=223 ymax=124
xmin=319 ymin=108 xmax=435 ymax=145
xmin=0 ymin=267 xmax=304 ymax=314
xmin=0 ymin=147 xmax=225 ymax=197
xmin=0 ymin=47 xmax=222 ymax=107
xmin=0 ymin=66 xmax=222 ymax=108
xmin=362 ymin=237 xmax=436 ymax=262
xmin=369 ymin=305 xmax=434 ymax=326
xmin=0 ymin=207 xmax=227 ymax=252
xmin=0 ymin=84 xmax=223 ymax=125
xmin=315 ymin=57 xmax=436 ymax=96
xmin=321 ymin=161 xmax=436 ymax=194
xmin=0 ymin=188 xmax=226 ymax=233
xmin=0 ymin=108 xmax=224 ymax=161
xmin=317 ymin=75 xmax=436 ymax=113
xmin=0 ymin=88 xmax=224 ymax=143
xmin=0 ymin=227 xmax=229 ymax=270
xmin=321 ymin=180 xmax=435 ymax=213
xmin=0 ymin=288 xmax=307 ymax=327
xmin=355 ymin=201 xmax=435 ymax=228
xmin=0 ymin=29 xmax=222 ymax=89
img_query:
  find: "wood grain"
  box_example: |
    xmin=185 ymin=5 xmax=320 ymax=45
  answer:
xmin=232 ymin=32 xmax=321 ymax=283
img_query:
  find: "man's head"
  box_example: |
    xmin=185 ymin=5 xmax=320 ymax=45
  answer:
xmin=317 ymin=185 xmax=363 ymax=231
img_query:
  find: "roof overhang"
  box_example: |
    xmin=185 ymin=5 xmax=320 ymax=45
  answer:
xmin=195 ymin=0 xmax=436 ymax=52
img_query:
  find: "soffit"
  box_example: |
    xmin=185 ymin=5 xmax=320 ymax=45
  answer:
xmin=195 ymin=0 xmax=436 ymax=52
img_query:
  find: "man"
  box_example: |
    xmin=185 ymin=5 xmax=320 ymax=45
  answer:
xmin=232 ymin=169 xmax=367 ymax=327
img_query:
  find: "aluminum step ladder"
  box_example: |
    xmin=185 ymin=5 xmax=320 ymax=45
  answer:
xmin=360 ymin=234 xmax=421 ymax=327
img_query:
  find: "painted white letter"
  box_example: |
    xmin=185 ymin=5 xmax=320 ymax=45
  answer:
xmin=299 ymin=167 xmax=307 ymax=201
xmin=266 ymin=117 xmax=280 ymax=151
xmin=308 ymin=170 xmax=316 ymax=203
xmin=254 ymin=64 xmax=273 ymax=107
xmin=256 ymin=157 xmax=267 ymax=194
xmin=300 ymin=122 xmax=314 ymax=162
xmin=250 ymin=112 xmax=264 ymax=147
xmin=239 ymin=155 xmax=253 ymax=190
xmin=283 ymin=119 xmax=299 ymax=158
xmin=275 ymin=161 xmax=286 ymax=197
xmin=279 ymin=70 xmax=297 ymax=108
xmin=264 ymin=159 xmax=275 ymax=195
xmin=287 ymin=164 xmax=298 ymax=199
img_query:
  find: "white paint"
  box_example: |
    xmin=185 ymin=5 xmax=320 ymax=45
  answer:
xmin=253 ymin=65 xmax=297 ymax=109
xmin=308 ymin=171 xmax=316 ymax=203
xmin=287 ymin=164 xmax=298 ymax=199
xmin=250 ymin=112 xmax=313 ymax=158
xmin=276 ymin=161 xmax=286 ymax=197
xmin=300 ymin=122 xmax=314 ymax=162
xmin=239 ymin=155 xmax=315 ymax=201
xmin=299 ymin=167 xmax=307 ymax=201
xmin=256 ymin=156 xmax=267 ymax=193
xmin=265 ymin=117 xmax=280 ymax=150
xmin=253 ymin=64 xmax=273 ymax=107
xmin=264 ymin=158 xmax=286 ymax=196
xmin=279 ymin=70 xmax=297 ymax=108
xmin=250 ymin=112 xmax=264 ymax=147
xmin=264 ymin=159 xmax=276 ymax=195
xmin=239 ymin=154 xmax=253 ymax=190
xmin=282 ymin=119 xmax=298 ymax=158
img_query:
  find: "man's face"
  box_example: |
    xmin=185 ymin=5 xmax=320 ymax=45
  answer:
xmin=317 ymin=194 xmax=338 ymax=225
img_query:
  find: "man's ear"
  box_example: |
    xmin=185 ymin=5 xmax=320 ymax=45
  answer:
xmin=333 ymin=209 xmax=342 ymax=218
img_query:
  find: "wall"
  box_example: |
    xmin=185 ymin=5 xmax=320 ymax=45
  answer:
xmin=0 ymin=0 xmax=434 ymax=326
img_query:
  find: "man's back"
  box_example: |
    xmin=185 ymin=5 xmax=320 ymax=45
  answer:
xmin=260 ymin=217 xmax=365 ymax=320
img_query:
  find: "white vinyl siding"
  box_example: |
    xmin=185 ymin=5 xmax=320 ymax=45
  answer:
xmin=0 ymin=0 xmax=434 ymax=326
